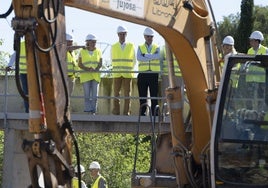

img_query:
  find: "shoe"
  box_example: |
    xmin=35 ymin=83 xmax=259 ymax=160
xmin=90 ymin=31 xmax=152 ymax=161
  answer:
xmin=123 ymin=112 xmax=130 ymax=116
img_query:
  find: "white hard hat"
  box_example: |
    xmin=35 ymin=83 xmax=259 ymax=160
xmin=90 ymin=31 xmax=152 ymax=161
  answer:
xmin=249 ymin=30 xmax=264 ymax=41
xmin=89 ymin=161 xmax=101 ymax=169
xmin=85 ymin=34 xmax=97 ymax=41
xmin=66 ymin=33 xmax=73 ymax=41
xmin=117 ymin=25 xmax=128 ymax=33
xmin=222 ymin=36 xmax=234 ymax=45
xmin=75 ymin=165 xmax=85 ymax=173
xmin=143 ymin=27 xmax=154 ymax=36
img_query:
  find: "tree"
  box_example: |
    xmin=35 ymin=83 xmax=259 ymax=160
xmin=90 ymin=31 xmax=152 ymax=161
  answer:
xmin=234 ymin=0 xmax=254 ymax=53
xmin=73 ymin=133 xmax=151 ymax=188
xmin=217 ymin=13 xmax=240 ymax=44
xmin=0 ymin=39 xmax=10 ymax=75
xmin=216 ymin=2 xmax=268 ymax=53
xmin=253 ymin=5 xmax=268 ymax=45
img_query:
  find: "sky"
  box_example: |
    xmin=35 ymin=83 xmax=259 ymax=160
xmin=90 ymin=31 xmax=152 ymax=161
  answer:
xmin=0 ymin=0 xmax=268 ymax=59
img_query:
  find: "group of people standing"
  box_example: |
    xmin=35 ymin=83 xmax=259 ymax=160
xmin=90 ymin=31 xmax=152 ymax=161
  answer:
xmin=6 ymin=26 xmax=181 ymax=116
xmin=220 ymin=30 xmax=267 ymax=67
xmin=67 ymin=26 xmax=181 ymax=116
xmin=72 ymin=161 xmax=107 ymax=188
xmin=220 ymin=30 xmax=267 ymax=110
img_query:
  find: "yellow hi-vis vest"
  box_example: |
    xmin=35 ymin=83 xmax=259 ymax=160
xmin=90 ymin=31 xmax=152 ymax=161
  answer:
xmin=72 ymin=177 xmax=87 ymax=188
xmin=67 ymin=51 xmax=77 ymax=78
xmin=92 ymin=175 xmax=108 ymax=188
xmin=246 ymin=45 xmax=267 ymax=83
xmin=111 ymin=42 xmax=135 ymax=78
xmin=138 ymin=44 xmax=160 ymax=72
xmin=19 ymin=41 xmax=27 ymax=74
xmin=79 ymin=48 xmax=102 ymax=83
xmin=161 ymin=48 xmax=181 ymax=76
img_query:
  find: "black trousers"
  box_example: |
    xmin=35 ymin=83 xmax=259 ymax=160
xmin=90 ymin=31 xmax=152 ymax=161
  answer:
xmin=137 ymin=72 xmax=159 ymax=116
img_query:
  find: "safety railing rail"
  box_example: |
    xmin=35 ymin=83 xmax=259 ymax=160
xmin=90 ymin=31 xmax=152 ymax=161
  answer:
xmin=0 ymin=68 xmax=168 ymax=115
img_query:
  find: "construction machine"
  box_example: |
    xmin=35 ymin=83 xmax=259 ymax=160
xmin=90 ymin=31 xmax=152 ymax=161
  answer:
xmin=5 ymin=0 xmax=268 ymax=187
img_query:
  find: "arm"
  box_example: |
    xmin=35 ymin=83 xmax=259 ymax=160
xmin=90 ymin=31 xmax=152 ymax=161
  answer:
xmin=98 ymin=177 xmax=107 ymax=188
xmin=144 ymin=46 xmax=160 ymax=60
xmin=133 ymin=49 xmax=137 ymax=68
xmin=95 ymin=58 xmax=102 ymax=71
xmin=81 ymin=180 xmax=88 ymax=188
xmin=67 ymin=45 xmax=84 ymax=51
xmin=78 ymin=56 xmax=91 ymax=71
xmin=137 ymin=46 xmax=150 ymax=61
xmin=6 ymin=52 xmax=16 ymax=71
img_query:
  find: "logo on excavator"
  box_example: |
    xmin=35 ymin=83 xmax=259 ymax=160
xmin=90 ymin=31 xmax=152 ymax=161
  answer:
xmin=116 ymin=0 xmax=136 ymax=11
xmin=152 ymin=0 xmax=178 ymax=18
xmin=110 ymin=0 xmax=144 ymax=18
xmin=153 ymin=0 xmax=179 ymax=9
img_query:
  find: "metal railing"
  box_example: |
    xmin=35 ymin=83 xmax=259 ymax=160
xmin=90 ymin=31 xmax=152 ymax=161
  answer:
xmin=0 ymin=68 xmax=168 ymax=116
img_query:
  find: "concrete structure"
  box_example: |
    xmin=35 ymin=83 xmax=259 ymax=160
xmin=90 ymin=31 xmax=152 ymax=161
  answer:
xmin=0 ymin=75 xmax=171 ymax=187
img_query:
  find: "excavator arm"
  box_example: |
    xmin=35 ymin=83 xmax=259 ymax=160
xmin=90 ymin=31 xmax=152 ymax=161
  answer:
xmin=64 ymin=0 xmax=219 ymax=187
xmin=12 ymin=0 xmax=220 ymax=187
xmin=12 ymin=1 xmax=74 ymax=187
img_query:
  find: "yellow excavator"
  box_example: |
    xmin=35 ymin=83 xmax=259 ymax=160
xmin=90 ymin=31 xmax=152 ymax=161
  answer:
xmin=6 ymin=0 xmax=268 ymax=187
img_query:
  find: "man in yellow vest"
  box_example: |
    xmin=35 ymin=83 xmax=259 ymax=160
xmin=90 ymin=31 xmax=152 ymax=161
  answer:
xmin=66 ymin=33 xmax=79 ymax=96
xmin=78 ymin=34 xmax=102 ymax=114
xmin=246 ymin=30 xmax=268 ymax=109
xmin=72 ymin=164 xmax=88 ymax=188
xmin=89 ymin=161 xmax=107 ymax=188
xmin=111 ymin=26 xmax=136 ymax=115
xmin=160 ymin=46 xmax=184 ymax=111
xmin=6 ymin=40 xmax=29 ymax=113
xmin=137 ymin=27 xmax=161 ymax=116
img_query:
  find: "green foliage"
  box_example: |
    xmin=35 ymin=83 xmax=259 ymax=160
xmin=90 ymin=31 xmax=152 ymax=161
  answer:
xmin=235 ymin=0 xmax=254 ymax=53
xmin=0 ymin=39 xmax=10 ymax=75
xmin=217 ymin=3 xmax=268 ymax=53
xmin=0 ymin=131 xmax=4 ymax=184
xmin=217 ymin=13 xmax=240 ymax=42
xmin=73 ymin=133 xmax=151 ymax=188
xmin=253 ymin=5 xmax=268 ymax=45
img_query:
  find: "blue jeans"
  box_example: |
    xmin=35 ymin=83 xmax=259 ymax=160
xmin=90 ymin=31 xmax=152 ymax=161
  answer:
xmin=83 ymin=80 xmax=99 ymax=113
xmin=20 ymin=74 xmax=29 ymax=113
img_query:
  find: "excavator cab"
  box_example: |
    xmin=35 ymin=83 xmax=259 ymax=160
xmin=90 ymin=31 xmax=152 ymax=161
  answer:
xmin=211 ymin=55 xmax=268 ymax=187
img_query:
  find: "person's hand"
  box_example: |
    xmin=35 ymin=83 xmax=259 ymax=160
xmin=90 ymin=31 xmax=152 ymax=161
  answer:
xmin=5 ymin=66 xmax=12 ymax=71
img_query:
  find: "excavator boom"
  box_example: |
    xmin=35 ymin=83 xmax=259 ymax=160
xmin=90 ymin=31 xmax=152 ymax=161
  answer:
xmin=10 ymin=0 xmax=221 ymax=187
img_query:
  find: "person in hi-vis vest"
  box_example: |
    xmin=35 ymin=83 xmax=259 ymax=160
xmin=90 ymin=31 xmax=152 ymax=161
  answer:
xmin=6 ymin=40 xmax=29 ymax=113
xmin=111 ymin=26 xmax=136 ymax=115
xmin=160 ymin=46 xmax=184 ymax=112
xmin=137 ymin=27 xmax=161 ymax=116
xmin=66 ymin=33 xmax=80 ymax=96
xmin=89 ymin=161 xmax=107 ymax=188
xmin=72 ymin=164 xmax=88 ymax=188
xmin=78 ymin=34 xmax=102 ymax=114
xmin=246 ymin=31 xmax=268 ymax=110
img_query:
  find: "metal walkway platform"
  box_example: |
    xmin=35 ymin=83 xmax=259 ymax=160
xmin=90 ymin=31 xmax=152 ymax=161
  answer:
xmin=0 ymin=112 xmax=171 ymax=134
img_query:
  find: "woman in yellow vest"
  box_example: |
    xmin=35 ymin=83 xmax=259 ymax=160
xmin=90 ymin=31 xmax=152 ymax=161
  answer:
xmin=89 ymin=161 xmax=107 ymax=188
xmin=137 ymin=27 xmax=161 ymax=116
xmin=78 ymin=34 xmax=102 ymax=114
xmin=111 ymin=25 xmax=136 ymax=115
